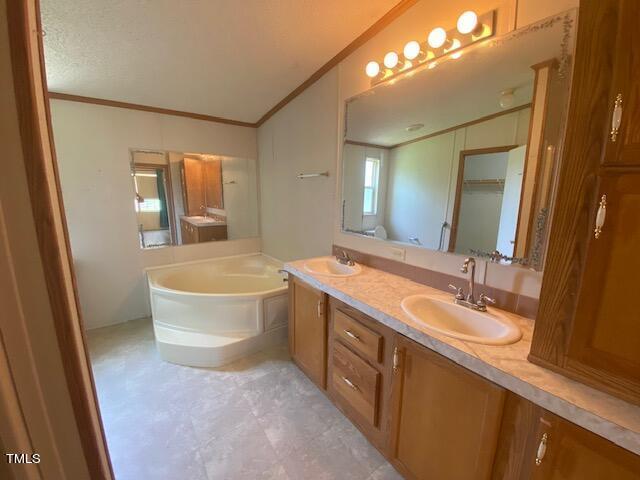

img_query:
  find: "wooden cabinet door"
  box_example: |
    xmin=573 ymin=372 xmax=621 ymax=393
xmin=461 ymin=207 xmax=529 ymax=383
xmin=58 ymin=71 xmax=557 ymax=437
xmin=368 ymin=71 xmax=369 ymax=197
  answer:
xmin=603 ymin=0 xmax=640 ymax=166
xmin=530 ymin=411 xmax=640 ymax=480
xmin=288 ymin=276 xmax=327 ymax=389
xmin=389 ymin=334 xmax=505 ymax=480
xmin=182 ymin=158 xmax=204 ymax=215
xmin=565 ymin=172 xmax=640 ymax=398
xmin=180 ymin=219 xmax=195 ymax=244
xmin=204 ymin=159 xmax=224 ymax=209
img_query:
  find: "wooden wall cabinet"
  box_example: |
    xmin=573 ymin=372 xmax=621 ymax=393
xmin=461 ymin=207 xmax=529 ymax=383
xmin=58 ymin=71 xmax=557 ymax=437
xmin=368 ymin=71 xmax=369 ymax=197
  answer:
xmin=204 ymin=159 xmax=224 ymax=209
xmin=389 ymin=334 xmax=505 ymax=480
xmin=288 ymin=276 xmax=327 ymax=389
xmin=182 ymin=158 xmax=205 ymax=216
xmin=492 ymin=393 xmax=640 ymax=480
xmin=530 ymin=0 xmax=640 ymax=405
xmin=181 ymin=157 xmax=224 ymax=216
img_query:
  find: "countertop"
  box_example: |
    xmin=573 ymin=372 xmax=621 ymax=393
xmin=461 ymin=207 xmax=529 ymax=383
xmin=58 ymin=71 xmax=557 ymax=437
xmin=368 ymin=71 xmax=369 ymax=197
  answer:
xmin=284 ymin=258 xmax=640 ymax=455
xmin=181 ymin=215 xmax=226 ymax=227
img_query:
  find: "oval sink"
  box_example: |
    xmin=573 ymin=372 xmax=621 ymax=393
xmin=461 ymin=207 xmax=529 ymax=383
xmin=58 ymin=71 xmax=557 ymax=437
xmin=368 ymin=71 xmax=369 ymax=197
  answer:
xmin=304 ymin=257 xmax=362 ymax=277
xmin=401 ymin=294 xmax=522 ymax=345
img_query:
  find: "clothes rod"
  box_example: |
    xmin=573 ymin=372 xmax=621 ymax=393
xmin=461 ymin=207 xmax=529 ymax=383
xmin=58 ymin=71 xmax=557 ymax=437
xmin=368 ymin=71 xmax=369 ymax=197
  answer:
xmin=297 ymin=171 xmax=329 ymax=179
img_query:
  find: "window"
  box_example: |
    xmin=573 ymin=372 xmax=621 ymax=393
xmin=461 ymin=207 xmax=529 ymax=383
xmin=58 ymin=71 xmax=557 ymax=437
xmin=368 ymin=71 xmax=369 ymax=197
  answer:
xmin=134 ymin=198 xmax=161 ymax=212
xmin=363 ymin=157 xmax=380 ymax=215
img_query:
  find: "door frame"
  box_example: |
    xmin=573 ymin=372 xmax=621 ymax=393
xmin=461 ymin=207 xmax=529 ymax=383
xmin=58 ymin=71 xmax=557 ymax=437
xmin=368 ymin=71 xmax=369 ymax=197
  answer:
xmin=5 ymin=0 xmax=113 ymax=478
xmin=132 ymin=161 xmax=178 ymax=247
xmin=448 ymin=145 xmax=518 ymax=253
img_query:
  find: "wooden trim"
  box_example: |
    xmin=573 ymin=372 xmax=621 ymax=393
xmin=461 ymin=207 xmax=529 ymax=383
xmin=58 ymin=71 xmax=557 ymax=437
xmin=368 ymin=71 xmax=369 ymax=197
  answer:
xmin=7 ymin=1 xmax=113 ymax=479
xmin=344 ymin=140 xmax=390 ymax=150
xmin=390 ymin=104 xmax=531 ymax=149
xmin=132 ymin=162 xmax=177 ymax=246
xmin=256 ymin=0 xmax=420 ymax=126
xmin=48 ymin=91 xmax=257 ymax=128
xmin=512 ymin=67 xmax=543 ymax=256
xmin=448 ymin=145 xmax=518 ymax=253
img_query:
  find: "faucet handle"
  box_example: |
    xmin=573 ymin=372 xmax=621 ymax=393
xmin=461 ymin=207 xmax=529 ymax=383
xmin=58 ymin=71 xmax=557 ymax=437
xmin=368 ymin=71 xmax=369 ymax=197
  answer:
xmin=478 ymin=293 xmax=496 ymax=306
xmin=448 ymin=284 xmax=465 ymax=300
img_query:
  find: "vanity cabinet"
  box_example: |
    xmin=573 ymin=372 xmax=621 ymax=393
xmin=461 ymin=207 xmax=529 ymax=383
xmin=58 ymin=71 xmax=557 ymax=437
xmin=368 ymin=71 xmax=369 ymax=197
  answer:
xmin=492 ymin=393 xmax=640 ymax=480
xmin=388 ymin=334 xmax=505 ymax=480
xmin=530 ymin=0 xmax=640 ymax=405
xmin=179 ymin=218 xmax=227 ymax=244
xmin=326 ymin=298 xmax=395 ymax=451
xmin=288 ymin=276 xmax=327 ymax=389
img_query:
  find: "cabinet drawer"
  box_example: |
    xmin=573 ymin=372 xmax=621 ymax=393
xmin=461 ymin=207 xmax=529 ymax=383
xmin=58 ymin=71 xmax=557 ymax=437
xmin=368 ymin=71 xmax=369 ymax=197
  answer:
xmin=333 ymin=309 xmax=382 ymax=364
xmin=332 ymin=341 xmax=380 ymax=426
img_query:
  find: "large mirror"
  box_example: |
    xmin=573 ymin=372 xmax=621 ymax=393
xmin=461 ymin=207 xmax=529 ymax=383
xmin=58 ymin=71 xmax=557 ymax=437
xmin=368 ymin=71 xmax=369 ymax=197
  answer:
xmin=342 ymin=11 xmax=576 ymax=270
xmin=131 ymin=150 xmax=259 ymax=249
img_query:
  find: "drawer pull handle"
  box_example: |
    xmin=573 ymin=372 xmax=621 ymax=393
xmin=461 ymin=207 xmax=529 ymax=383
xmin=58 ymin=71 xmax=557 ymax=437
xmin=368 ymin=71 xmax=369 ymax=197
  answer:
xmin=593 ymin=194 xmax=607 ymax=239
xmin=610 ymin=93 xmax=622 ymax=142
xmin=343 ymin=330 xmax=361 ymax=341
xmin=535 ymin=433 xmax=548 ymax=466
xmin=317 ymin=300 xmax=323 ymax=318
xmin=393 ymin=347 xmax=400 ymax=373
xmin=341 ymin=376 xmax=359 ymax=391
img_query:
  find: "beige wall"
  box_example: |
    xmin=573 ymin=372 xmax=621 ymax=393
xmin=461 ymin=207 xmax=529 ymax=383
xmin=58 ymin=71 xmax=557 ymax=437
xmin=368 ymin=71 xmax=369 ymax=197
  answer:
xmin=257 ymin=69 xmax=338 ymax=261
xmin=51 ymin=99 xmax=261 ymax=328
xmin=259 ymin=0 xmax=578 ymax=298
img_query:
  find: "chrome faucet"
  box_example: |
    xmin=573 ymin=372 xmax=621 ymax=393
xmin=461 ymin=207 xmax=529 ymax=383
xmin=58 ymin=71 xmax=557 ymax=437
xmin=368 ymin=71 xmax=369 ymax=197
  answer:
xmin=336 ymin=250 xmax=355 ymax=266
xmin=461 ymin=257 xmax=477 ymax=304
xmin=448 ymin=257 xmax=496 ymax=312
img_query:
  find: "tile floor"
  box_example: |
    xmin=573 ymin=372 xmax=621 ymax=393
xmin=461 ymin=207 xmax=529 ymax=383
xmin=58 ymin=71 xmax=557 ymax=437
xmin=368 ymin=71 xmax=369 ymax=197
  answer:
xmin=88 ymin=318 xmax=403 ymax=480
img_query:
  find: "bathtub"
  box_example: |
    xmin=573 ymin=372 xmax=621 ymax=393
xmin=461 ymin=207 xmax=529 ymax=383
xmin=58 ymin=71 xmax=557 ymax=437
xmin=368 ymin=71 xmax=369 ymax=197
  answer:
xmin=146 ymin=253 xmax=288 ymax=367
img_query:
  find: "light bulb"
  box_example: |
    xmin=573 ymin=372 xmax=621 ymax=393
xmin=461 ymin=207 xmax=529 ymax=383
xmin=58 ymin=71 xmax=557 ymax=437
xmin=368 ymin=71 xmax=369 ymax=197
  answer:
xmin=457 ymin=11 xmax=479 ymax=35
xmin=403 ymin=40 xmax=421 ymax=60
xmin=428 ymin=27 xmax=447 ymax=49
xmin=365 ymin=61 xmax=380 ymax=78
xmin=383 ymin=51 xmax=399 ymax=69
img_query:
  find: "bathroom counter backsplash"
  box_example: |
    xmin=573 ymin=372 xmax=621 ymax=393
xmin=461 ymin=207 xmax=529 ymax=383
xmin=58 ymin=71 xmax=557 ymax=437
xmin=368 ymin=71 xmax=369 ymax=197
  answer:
xmin=284 ymin=259 xmax=640 ymax=455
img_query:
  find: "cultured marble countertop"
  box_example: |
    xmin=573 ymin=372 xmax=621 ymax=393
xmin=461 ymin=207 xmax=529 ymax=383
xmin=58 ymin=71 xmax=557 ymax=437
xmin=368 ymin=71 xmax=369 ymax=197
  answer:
xmin=181 ymin=216 xmax=226 ymax=226
xmin=284 ymin=259 xmax=640 ymax=455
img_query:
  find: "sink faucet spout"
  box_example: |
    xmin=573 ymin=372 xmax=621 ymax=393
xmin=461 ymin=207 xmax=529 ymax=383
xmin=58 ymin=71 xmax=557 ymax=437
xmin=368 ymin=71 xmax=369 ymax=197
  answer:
xmin=461 ymin=257 xmax=477 ymax=304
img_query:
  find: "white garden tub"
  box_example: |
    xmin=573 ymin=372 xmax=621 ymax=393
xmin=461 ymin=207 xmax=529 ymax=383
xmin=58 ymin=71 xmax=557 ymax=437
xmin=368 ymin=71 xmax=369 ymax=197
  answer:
xmin=146 ymin=253 xmax=288 ymax=367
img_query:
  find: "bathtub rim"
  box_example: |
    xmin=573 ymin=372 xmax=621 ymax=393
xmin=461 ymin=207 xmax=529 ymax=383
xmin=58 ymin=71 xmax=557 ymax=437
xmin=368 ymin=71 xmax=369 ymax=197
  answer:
xmin=145 ymin=252 xmax=288 ymax=299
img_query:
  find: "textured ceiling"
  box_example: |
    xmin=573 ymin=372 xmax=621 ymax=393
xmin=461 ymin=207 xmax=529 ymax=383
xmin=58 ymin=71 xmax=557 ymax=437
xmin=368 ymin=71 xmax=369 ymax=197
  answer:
xmin=41 ymin=0 xmax=399 ymax=123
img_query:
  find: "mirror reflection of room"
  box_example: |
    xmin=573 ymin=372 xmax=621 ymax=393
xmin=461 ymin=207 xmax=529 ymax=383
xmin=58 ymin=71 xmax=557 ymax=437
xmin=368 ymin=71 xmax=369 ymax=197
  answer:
xmin=342 ymin=17 xmax=571 ymax=270
xmin=132 ymin=150 xmax=259 ymax=249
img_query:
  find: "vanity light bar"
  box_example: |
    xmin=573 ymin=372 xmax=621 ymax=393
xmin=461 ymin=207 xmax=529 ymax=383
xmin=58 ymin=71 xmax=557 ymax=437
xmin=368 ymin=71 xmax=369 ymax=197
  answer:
xmin=365 ymin=10 xmax=495 ymax=85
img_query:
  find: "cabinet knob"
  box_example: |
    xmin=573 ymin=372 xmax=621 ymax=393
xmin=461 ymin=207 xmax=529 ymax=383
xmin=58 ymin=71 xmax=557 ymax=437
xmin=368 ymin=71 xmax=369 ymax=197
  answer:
xmin=593 ymin=194 xmax=607 ymax=239
xmin=535 ymin=432 xmax=548 ymax=466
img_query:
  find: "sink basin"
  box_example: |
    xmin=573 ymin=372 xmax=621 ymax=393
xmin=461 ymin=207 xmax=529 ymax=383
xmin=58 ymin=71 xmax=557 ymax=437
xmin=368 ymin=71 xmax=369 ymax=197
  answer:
xmin=401 ymin=294 xmax=522 ymax=345
xmin=304 ymin=257 xmax=362 ymax=277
